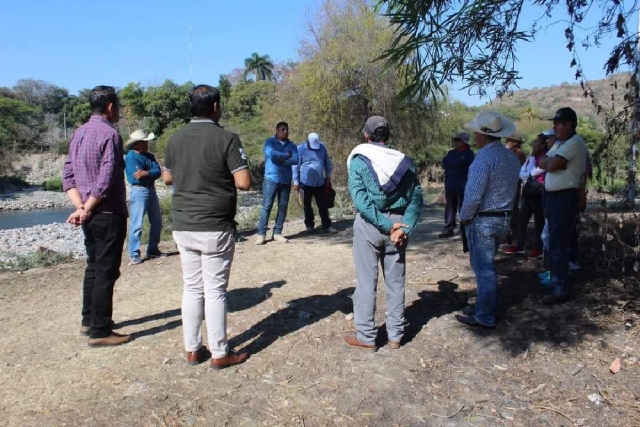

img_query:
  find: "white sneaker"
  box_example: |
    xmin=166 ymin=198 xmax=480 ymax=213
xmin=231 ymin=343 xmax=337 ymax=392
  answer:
xmin=273 ymin=234 xmax=289 ymax=243
xmin=569 ymin=262 xmax=580 ymax=272
xmin=255 ymin=235 xmax=266 ymax=245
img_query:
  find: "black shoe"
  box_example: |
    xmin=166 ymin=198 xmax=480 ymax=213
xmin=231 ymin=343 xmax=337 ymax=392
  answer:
xmin=462 ymin=306 xmax=475 ymax=316
xmin=455 ymin=314 xmax=495 ymax=329
xmin=438 ymin=230 xmax=454 ymax=238
xmin=542 ymin=294 xmax=571 ymax=305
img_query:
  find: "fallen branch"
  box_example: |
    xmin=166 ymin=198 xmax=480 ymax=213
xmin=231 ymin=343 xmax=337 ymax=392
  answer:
xmin=430 ymin=405 xmax=464 ymax=418
xmin=534 ymin=406 xmax=575 ymax=425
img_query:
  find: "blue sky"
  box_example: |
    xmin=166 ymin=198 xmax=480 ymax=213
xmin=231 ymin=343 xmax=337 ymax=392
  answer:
xmin=0 ymin=0 xmax=636 ymax=106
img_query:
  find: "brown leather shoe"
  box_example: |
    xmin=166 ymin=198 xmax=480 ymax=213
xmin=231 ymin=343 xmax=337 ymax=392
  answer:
xmin=210 ymin=350 xmax=248 ymax=370
xmin=80 ymin=320 xmax=116 ymax=337
xmin=185 ymin=347 xmax=208 ymax=365
xmin=343 ymin=332 xmax=376 ymax=352
xmin=87 ymin=332 xmax=131 ymax=347
xmin=387 ymin=340 xmax=401 ymax=349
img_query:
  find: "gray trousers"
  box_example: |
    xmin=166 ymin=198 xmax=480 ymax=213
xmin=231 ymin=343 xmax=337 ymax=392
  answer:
xmin=353 ymin=214 xmax=407 ymax=345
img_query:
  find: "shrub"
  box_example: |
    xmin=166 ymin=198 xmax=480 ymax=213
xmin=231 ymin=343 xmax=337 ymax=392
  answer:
xmin=55 ymin=139 xmax=70 ymax=155
xmin=0 ymin=250 xmax=74 ymax=271
xmin=42 ymin=176 xmax=63 ymax=192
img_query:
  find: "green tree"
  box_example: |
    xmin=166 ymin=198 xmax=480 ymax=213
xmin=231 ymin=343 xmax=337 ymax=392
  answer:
xmin=218 ymin=75 xmax=232 ymax=102
xmin=226 ymin=80 xmax=276 ymax=121
xmin=119 ymin=82 xmax=147 ymax=122
xmin=0 ymin=96 xmax=44 ymax=153
xmin=142 ymin=80 xmax=192 ymax=134
xmin=243 ymin=53 xmax=275 ymax=82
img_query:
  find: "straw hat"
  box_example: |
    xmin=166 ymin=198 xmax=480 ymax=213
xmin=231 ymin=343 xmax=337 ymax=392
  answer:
xmin=125 ymin=129 xmax=155 ymax=151
xmin=464 ymin=111 xmax=516 ymax=138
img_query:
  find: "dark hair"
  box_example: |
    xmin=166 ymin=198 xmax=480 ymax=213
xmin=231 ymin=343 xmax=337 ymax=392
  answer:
xmin=488 ymin=136 xmax=502 ymax=142
xmin=276 ymin=121 xmax=289 ymax=129
xmin=89 ymin=86 xmax=118 ymax=114
xmin=190 ymin=85 xmax=220 ymax=117
xmin=369 ymin=133 xmax=389 ymax=143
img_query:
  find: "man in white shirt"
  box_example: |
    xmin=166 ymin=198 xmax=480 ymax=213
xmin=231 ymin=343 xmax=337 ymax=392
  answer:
xmin=538 ymin=108 xmax=588 ymax=305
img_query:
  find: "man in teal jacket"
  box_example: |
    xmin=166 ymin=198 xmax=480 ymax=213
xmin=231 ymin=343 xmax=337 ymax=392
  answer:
xmin=256 ymin=122 xmax=299 ymax=245
xmin=344 ymin=116 xmax=423 ymax=351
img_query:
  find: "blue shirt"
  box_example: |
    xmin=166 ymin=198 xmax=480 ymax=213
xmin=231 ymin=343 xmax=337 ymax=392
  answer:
xmin=125 ymin=150 xmax=162 ymax=187
xmin=263 ymin=136 xmax=299 ymax=184
xmin=442 ymin=147 xmax=474 ymax=191
xmin=460 ymin=141 xmax=521 ymax=220
xmin=292 ymin=142 xmax=333 ymax=187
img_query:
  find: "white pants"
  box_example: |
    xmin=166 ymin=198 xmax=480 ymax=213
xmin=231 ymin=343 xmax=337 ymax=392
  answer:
xmin=173 ymin=230 xmax=235 ymax=358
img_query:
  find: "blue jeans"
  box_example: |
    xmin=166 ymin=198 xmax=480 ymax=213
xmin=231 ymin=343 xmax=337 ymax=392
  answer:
xmin=258 ymin=179 xmax=291 ymax=236
xmin=545 ymin=189 xmax=579 ymax=296
xmin=128 ymin=186 xmax=162 ymax=258
xmin=465 ymin=216 xmax=509 ymax=326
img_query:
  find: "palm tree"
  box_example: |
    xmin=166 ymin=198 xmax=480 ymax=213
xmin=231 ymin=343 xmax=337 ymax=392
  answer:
xmin=243 ymin=53 xmax=275 ymax=82
xmin=520 ymin=106 xmax=538 ymax=123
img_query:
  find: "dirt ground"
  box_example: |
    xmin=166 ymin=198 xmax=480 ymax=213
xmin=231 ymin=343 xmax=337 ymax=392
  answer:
xmin=1 ymin=205 xmax=639 ymax=427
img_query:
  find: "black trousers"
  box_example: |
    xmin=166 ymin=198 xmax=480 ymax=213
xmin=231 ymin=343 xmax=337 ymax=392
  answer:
xmin=444 ymin=189 xmax=464 ymax=230
xmin=509 ymin=181 xmax=522 ymax=240
xmin=516 ymin=195 xmax=545 ymax=251
xmin=81 ymin=213 xmax=127 ymax=338
xmin=302 ymin=184 xmax=332 ymax=229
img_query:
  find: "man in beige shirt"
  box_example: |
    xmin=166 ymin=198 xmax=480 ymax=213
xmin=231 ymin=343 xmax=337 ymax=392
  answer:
xmin=538 ymin=107 xmax=588 ymax=305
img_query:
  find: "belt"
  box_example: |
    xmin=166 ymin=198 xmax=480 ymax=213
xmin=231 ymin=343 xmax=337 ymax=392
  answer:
xmin=477 ymin=211 xmax=511 ymax=217
xmin=546 ymin=188 xmax=578 ymax=195
xmin=131 ymin=184 xmax=154 ymax=189
xmin=383 ymin=209 xmax=406 ymax=215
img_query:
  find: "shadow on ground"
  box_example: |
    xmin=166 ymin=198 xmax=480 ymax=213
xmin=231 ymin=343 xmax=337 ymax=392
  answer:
xmin=230 ymin=287 xmax=354 ymax=356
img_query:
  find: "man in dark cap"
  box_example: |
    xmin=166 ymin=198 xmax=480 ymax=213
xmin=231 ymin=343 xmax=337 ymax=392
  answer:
xmin=538 ymin=107 xmax=588 ymax=305
xmin=440 ymin=132 xmax=475 ymax=238
xmin=344 ymin=116 xmax=423 ymax=351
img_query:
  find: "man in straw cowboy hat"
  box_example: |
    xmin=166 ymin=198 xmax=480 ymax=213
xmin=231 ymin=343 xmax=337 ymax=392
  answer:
xmin=62 ymin=85 xmax=131 ymax=347
xmin=455 ymin=111 xmax=521 ymax=329
xmin=124 ymin=129 xmax=164 ymax=265
xmin=343 ymin=116 xmax=423 ymax=351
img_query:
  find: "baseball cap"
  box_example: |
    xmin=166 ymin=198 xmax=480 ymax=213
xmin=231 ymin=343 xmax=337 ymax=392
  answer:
xmin=452 ymin=132 xmax=470 ymax=144
xmin=550 ymin=107 xmax=578 ymax=124
xmin=307 ymin=132 xmax=321 ymax=149
xmin=363 ymin=116 xmax=390 ymax=137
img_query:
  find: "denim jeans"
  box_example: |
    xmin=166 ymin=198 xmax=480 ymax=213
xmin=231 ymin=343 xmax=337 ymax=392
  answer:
xmin=128 ymin=186 xmax=162 ymax=258
xmin=258 ymin=179 xmax=291 ymax=236
xmin=545 ymin=189 xmax=579 ymax=296
xmin=465 ymin=216 xmax=509 ymax=326
xmin=302 ymin=184 xmax=331 ymax=229
xmin=81 ymin=213 xmax=127 ymax=338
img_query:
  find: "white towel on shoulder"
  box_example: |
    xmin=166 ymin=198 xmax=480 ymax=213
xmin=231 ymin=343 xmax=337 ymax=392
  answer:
xmin=347 ymin=143 xmax=412 ymax=194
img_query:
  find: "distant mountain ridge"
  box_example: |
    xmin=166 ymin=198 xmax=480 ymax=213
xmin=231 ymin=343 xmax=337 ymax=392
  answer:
xmin=486 ymin=73 xmax=633 ymax=124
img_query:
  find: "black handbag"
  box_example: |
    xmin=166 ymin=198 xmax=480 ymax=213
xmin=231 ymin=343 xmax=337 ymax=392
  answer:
xmin=522 ymin=177 xmax=543 ymax=198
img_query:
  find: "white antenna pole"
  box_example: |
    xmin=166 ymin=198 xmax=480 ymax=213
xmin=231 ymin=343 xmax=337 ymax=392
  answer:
xmin=190 ymin=20 xmax=193 ymax=83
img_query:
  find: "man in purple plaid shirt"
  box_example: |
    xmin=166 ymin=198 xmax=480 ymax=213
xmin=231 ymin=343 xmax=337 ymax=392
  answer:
xmin=62 ymin=86 xmax=131 ymax=347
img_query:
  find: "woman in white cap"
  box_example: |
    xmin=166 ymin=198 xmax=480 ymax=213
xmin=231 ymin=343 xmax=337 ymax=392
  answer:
xmin=124 ymin=129 xmax=164 ymax=264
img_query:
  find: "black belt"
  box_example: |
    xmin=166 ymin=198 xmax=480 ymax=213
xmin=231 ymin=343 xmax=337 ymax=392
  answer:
xmin=383 ymin=209 xmax=406 ymax=215
xmin=477 ymin=211 xmax=511 ymax=217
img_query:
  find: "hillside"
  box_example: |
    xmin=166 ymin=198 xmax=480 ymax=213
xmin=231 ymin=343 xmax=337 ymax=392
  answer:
xmin=488 ymin=73 xmax=633 ymax=125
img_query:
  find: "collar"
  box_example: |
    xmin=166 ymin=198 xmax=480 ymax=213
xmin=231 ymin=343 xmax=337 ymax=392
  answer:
xmin=273 ymin=134 xmax=291 ymax=144
xmin=89 ymin=114 xmax=117 ymax=129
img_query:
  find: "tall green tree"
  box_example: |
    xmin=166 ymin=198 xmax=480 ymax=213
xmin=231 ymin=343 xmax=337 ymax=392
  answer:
xmin=142 ymin=80 xmax=192 ymax=134
xmin=217 ymin=74 xmax=232 ymax=102
xmin=243 ymin=53 xmax=275 ymax=82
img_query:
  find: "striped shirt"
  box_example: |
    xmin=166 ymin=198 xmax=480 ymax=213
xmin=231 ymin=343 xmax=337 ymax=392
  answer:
xmin=348 ymin=154 xmax=423 ymax=235
xmin=62 ymin=115 xmax=128 ymax=217
xmin=460 ymin=141 xmax=521 ymax=220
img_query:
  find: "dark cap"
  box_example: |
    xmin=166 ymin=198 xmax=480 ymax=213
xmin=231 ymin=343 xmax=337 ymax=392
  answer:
xmin=363 ymin=116 xmax=390 ymax=137
xmin=551 ymin=107 xmax=578 ymax=124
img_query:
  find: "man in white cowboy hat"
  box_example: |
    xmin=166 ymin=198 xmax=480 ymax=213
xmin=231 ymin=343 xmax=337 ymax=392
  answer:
xmin=439 ymin=132 xmax=475 ymax=238
xmin=455 ymin=111 xmax=521 ymax=329
xmin=124 ymin=129 xmax=164 ymax=265
xmin=292 ymin=132 xmax=336 ymax=234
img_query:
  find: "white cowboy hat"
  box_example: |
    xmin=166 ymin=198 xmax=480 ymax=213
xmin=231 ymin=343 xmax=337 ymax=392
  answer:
xmin=125 ymin=129 xmax=155 ymax=151
xmin=464 ymin=111 xmax=516 ymax=138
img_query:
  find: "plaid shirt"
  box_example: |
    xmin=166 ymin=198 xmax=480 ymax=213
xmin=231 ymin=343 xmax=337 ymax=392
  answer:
xmin=460 ymin=141 xmax=521 ymax=221
xmin=62 ymin=115 xmax=128 ymax=217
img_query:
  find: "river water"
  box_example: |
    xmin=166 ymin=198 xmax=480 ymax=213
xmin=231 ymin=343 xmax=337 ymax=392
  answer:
xmin=0 ymin=208 xmax=72 ymax=230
